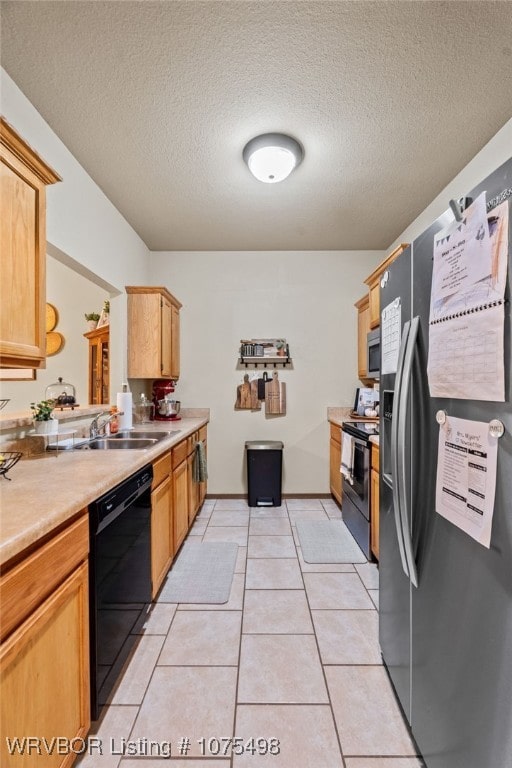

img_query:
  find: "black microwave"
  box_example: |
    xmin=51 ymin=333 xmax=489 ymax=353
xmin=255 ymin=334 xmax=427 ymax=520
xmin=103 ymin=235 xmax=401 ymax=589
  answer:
xmin=367 ymin=329 xmax=380 ymax=379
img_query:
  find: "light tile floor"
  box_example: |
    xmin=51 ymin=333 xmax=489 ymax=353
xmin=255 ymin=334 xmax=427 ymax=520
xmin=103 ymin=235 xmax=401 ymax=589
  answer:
xmin=77 ymin=498 xmax=424 ymax=768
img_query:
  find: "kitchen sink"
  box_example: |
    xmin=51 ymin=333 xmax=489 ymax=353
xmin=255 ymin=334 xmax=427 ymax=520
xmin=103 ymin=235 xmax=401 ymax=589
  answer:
xmin=72 ymin=429 xmax=182 ymax=450
xmin=112 ymin=430 xmax=181 ymax=440
xmin=75 ymin=437 xmax=158 ymax=450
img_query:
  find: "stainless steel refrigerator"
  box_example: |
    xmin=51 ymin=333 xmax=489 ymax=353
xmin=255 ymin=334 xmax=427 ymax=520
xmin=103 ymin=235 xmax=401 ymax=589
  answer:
xmin=379 ymin=158 xmax=512 ymax=768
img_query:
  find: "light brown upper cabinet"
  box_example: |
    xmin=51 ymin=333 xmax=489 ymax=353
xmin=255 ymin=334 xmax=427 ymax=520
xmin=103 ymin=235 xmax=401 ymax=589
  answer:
xmin=126 ymin=286 xmax=182 ymax=379
xmin=355 ymin=293 xmax=371 ymax=381
xmin=0 ymin=118 xmax=61 ymax=368
xmin=364 ymin=244 xmax=408 ymax=329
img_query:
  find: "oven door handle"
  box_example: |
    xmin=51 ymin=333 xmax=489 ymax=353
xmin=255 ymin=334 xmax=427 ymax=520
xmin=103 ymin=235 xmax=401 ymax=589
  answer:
xmin=397 ymin=315 xmax=419 ymax=588
xmin=391 ymin=320 xmax=411 ymax=580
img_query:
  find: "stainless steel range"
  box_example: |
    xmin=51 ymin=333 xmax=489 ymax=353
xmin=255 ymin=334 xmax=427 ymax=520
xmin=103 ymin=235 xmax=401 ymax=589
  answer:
xmin=341 ymin=421 xmax=378 ymax=559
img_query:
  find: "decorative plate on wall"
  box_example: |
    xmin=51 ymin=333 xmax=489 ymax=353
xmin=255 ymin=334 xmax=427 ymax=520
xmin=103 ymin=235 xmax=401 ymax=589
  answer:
xmin=46 ymin=331 xmax=64 ymax=356
xmin=45 ymin=302 xmax=59 ymax=332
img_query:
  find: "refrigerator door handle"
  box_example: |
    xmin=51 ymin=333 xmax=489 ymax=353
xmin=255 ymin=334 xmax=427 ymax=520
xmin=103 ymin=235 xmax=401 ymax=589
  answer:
xmin=397 ymin=315 xmax=420 ymax=588
xmin=391 ymin=320 xmax=411 ymax=579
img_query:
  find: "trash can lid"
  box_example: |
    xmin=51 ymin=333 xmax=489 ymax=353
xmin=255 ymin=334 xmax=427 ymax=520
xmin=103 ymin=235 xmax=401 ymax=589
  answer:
xmin=245 ymin=440 xmax=284 ymax=450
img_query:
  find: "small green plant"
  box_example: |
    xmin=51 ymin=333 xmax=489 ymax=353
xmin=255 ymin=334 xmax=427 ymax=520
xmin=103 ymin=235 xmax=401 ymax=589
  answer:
xmin=84 ymin=312 xmax=100 ymax=322
xmin=103 ymin=300 xmax=110 ymax=314
xmin=30 ymin=399 xmax=55 ymax=421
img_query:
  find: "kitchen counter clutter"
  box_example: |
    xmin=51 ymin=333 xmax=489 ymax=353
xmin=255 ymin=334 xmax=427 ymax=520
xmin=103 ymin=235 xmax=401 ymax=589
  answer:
xmin=0 ymin=414 xmax=209 ymax=567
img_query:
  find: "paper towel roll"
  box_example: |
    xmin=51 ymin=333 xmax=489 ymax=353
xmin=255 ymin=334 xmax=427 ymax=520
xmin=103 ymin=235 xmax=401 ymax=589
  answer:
xmin=116 ymin=392 xmax=133 ymax=430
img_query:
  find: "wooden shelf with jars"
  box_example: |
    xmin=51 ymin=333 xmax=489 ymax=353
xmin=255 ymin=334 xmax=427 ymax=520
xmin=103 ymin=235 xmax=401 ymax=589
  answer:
xmin=84 ymin=325 xmax=109 ymax=405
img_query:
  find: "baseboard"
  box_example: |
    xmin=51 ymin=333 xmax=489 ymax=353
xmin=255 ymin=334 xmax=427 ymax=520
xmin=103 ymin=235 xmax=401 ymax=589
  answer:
xmin=206 ymin=493 xmax=332 ymax=499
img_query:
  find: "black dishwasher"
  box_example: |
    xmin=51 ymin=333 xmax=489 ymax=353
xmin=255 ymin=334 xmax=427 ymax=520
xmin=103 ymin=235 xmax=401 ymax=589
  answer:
xmin=89 ymin=464 xmax=153 ymax=720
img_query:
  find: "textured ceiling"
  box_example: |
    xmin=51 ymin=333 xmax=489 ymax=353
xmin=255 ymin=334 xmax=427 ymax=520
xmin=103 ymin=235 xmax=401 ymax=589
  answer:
xmin=1 ymin=1 xmax=511 ymax=251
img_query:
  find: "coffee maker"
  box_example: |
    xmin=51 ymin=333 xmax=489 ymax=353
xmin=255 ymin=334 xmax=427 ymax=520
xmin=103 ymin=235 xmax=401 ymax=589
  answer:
xmin=152 ymin=379 xmax=181 ymax=421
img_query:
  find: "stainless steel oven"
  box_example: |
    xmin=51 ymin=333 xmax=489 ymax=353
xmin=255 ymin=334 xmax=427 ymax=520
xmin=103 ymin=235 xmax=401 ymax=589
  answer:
xmin=89 ymin=464 xmax=153 ymax=720
xmin=341 ymin=421 xmax=378 ymax=559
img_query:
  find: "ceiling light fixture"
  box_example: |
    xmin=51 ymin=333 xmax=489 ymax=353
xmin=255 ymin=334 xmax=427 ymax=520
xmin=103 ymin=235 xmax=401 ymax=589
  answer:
xmin=243 ymin=133 xmax=304 ymax=184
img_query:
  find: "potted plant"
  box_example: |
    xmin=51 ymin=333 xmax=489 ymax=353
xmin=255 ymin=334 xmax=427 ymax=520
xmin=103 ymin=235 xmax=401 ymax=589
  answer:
xmin=30 ymin=399 xmax=57 ymax=434
xmin=85 ymin=312 xmax=100 ymax=331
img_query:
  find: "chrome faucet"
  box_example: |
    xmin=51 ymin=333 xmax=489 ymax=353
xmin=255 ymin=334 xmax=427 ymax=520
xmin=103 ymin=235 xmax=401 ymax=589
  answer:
xmin=89 ymin=411 xmax=123 ymax=439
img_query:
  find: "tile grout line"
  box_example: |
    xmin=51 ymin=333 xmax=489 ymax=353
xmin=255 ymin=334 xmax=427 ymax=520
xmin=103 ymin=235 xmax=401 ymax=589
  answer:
xmin=290 ymin=501 xmax=348 ymax=768
xmin=228 ymin=502 xmax=249 ymax=768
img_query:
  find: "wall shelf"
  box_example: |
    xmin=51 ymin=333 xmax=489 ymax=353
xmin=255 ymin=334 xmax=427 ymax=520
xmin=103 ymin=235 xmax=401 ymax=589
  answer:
xmin=238 ymin=338 xmax=291 ymax=368
xmin=238 ymin=356 xmax=292 ymax=368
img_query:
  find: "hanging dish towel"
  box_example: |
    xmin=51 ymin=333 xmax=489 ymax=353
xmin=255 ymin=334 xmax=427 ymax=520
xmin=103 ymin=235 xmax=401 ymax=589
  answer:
xmin=193 ymin=440 xmax=208 ymax=482
xmin=340 ymin=434 xmax=354 ymax=485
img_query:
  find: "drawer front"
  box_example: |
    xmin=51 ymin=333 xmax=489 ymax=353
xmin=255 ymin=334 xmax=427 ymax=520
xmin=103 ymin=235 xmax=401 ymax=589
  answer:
xmin=330 ymin=423 xmax=341 ymax=444
xmin=172 ymin=438 xmax=188 ymax=469
xmin=0 ymin=513 xmax=89 ymax=642
xmin=187 ymin=432 xmax=198 ymax=456
xmin=153 ymin=450 xmax=172 ymax=488
xmin=198 ymin=425 xmax=207 ymax=443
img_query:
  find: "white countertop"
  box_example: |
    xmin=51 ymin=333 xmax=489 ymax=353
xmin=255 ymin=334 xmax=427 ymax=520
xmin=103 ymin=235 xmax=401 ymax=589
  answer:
xmin=0 ymin=416 xmax=208 ymax=567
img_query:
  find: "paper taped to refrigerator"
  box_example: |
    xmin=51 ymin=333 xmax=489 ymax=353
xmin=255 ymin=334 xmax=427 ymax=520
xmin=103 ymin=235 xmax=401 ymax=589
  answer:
xmin=436 ymin=416 xmax=498 ymax=548
xmin=381 ymin=297 xmax=401 ymax=375
xmin=427 ymin=195 xmax=508 ymax=401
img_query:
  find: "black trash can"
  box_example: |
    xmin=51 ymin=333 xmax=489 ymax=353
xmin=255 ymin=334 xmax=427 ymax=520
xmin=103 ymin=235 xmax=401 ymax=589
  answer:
xmin=245 ymin=440 xmax=284 ymax=507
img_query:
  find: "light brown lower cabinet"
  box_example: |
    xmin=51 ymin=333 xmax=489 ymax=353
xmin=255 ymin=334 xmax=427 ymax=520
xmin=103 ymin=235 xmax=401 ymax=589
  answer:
xmin=151 ymin=427 xmax=209 ymax=590
xmin=370 ymin=443 xmax=380 ymax=561
xmin=187 ymin=445 xmax=199 ymax=526
xmin=329 ymin=423 xmax=342 ymax=505
xmin=151 ymin=453 xmax=173 ymax=599
xmin=0 ymin=515 xmax=90 ymax=768
xmin=173 ymin=444 xmax=189 ymax=552
xmin=187 ymin=425 xmax=208 ymax=525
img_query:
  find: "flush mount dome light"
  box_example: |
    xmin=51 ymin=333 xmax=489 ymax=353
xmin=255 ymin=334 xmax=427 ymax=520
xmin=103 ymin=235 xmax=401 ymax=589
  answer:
xmin=243 ymin=133 xmax=304 ymax=183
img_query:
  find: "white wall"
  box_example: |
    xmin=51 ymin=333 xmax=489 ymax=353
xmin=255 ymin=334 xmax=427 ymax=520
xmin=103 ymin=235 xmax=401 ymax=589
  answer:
xmin=0 ymin=257 xmax=108 ymax=413
xmin=1 ymin=69 xmax=150 ymax=395
xmin=149 ymin=250 xmax=383 ymax=494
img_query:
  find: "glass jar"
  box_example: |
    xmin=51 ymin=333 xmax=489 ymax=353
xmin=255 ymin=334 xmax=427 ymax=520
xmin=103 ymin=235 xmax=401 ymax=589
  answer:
xmin=45 ymin=377 xmax=76 ymax=405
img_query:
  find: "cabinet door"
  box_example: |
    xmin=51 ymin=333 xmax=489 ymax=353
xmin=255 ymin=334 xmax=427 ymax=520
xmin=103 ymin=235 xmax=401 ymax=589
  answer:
xmin=329 ymin=436 xmax=342 ymax=505
xmin=151 ymin=475 xmax=173 ymax=598
xmin=0 ymin=120 xmax=60 ymax=369
xmin=126 ymin=288 xmax=181 ymax=380
xmin=127 ymin=292 xmax=161 ymax=378
xmin=356 ymin=298 xmax=370 ymax=380
xmin=173 ymin=460 xmax=189 ymax=552
xmin=161 ymin=295 xmax=173 ymax=378
xmin=1 ymin=160 xmax=45 ymax=368
xmin=187 ymin=452 xmax=197 ymax=525
xmin=369 ymin=280 xmax=380 ymax=329
xmin=371 ymin=468 xmax=380 ymax=561
xmin=0 ymin=563 xmax=90 ymax=768
xmin=171 ymin=303 xmax=180 ymax=380
xmin=87 ymin=330 xmax=109 ymax=405
xmin=198 ymin=439 xmax=207 ymax=507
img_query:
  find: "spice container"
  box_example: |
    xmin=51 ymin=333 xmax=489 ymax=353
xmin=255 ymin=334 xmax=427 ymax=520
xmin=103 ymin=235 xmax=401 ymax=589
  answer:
xmin=109 ymin=406 xmax=119 ymax=434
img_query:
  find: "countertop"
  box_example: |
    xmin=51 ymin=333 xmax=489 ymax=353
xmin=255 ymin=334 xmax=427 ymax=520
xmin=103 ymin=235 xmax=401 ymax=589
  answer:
xmin=327 ymin=407 xmax=379 ymax=431
xmin=327 ymin=407 xmax=353 ymax=428
xmin=0 ymin=416 xmax=208 ymax=567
